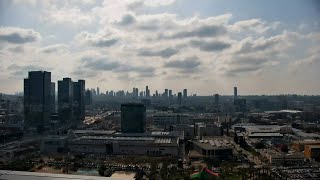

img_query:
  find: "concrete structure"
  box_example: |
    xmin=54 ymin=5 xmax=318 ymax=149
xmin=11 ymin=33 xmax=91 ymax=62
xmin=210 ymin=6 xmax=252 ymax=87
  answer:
xmin=153 ymin=113 xmax=190 ymax=128
xmin=260 ymin=150 xmax=304 ymax=166
xmin=292 ymin=140 xmax=320 ymax=152
xmin=172 ymin=124 xmax=194 ymax=139
xmin=58 ymin=78 xmax=73 ymax=124
xmin=304 ymin=145 xmax=320 ymax=159
xmin=24 ymin=71 xmax=51 ymax=129
xmin=121 ymin=103 xmax=146 ymax=133
xmin=40 ymin=130 xmax=184 ymax=157
xmin=195 ymin=123 xmax=222 ymax=138
xmin=192 ymin=137 xmax=233 ymax=159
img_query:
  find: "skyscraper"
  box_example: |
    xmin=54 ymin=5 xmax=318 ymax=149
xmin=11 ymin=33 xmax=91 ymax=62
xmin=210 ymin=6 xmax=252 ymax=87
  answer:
xmin=58 ymin=78 xmax=73 ymax=124
xmin=178 ymin=92 xmax=182 ymax=106
xmin=183 ymin=89 xmax=187 ymax=99
xmin=214 ymin=94 xmax=219 ymax=105
xmin=121 ymin=103 xmax=146 ymax=133
xmin=51 ymin=82 xmax=56 ymax=113
xmin=97 ymin=87 xmax=100 ymax=95
xmin=85 ymin=89 xmax=92 ymax=105
xmin=169 ymin=90 xmax=172 ymax=97
xmin=164 ymin=89 xmax=168 ymax=97
xmin=24 ymin=71 xmax=51 ymax=131
xmin=73 ymin=80 xmax=85 ymax=123
xmin=146 ymin=86 xmax=150 ymax=97
xmin=234 ymin=87 xmax=237 ymax=99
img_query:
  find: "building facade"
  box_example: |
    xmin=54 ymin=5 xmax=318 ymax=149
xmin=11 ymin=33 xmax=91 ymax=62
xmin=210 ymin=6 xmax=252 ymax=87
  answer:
xmin=121 ymin=103 xmax=146 ymax=133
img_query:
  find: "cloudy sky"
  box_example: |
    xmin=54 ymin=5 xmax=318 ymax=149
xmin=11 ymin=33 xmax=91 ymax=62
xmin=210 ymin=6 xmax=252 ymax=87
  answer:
xmin=0 ymin=0 xmax=319 ymax=95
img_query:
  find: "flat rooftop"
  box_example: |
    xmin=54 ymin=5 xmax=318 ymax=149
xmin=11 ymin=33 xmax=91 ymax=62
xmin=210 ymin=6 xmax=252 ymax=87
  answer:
xmin=193 ymin=138 xmax=232 ymax=150
xmin=0 ymin=170 xmax=128 ymax=180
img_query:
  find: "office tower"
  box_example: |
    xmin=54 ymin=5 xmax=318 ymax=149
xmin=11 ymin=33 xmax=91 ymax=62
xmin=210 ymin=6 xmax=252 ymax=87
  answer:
xmin=58 ymin=78 xmax=73 ymax=124
xmin=177 ymin=92 xmax=182 ymax=106
xmin=51 ymin=82 xmax=56 ymax=113
xmin=139 ymin=91 xmax=143 ymax=97
xmin=146 ymin=86 xmax=150 ymax=97
xmin=234 ymin=87 xmax=237 ymax=99
xmin=132 ymin=88 xmax=138 ymax=97
xmin=164 ymin=89 xmax=168 ymax=97
xmin=24 ymin=71 xmax=51 ymax=130
xmin=169 ymin=90 xmax=172 ymax=97
xmin=73 ymin=80 xmax=85 ymax=123
xmin=121 ymin=103 xmax=146 ymax=133
xmin=85 ymin=89 xmax=92 ymax=105
xmin=97 ymin=87 xmax=100 ymax=95
xmin=183 ymin=89 xmax=187 ymax=98
xmin=214 ymin=94 xmax=219 ymax=105
xmin=155 ymin=90 xmax=159 ymax=97
xmin=91 ymin=88 xmax=96 ymax=96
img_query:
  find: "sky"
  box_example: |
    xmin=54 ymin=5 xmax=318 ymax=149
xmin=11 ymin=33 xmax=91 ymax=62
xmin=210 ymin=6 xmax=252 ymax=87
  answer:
xmin=0 ymin=0 xmax=319 ymax=95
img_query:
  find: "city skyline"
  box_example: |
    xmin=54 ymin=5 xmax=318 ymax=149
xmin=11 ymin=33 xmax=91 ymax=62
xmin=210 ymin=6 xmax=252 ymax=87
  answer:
xmin=0 ymin=0 xmax=319 ymax=95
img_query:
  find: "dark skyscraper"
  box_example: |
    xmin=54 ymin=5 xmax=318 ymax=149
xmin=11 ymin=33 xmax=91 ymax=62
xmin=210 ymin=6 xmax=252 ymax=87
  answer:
xmin=58 ymin=78 xmax=73 ymax=124
xmin=51 ymin=82 xmax=56 ymax=113
xmin=234 ymin=87 xmax=238 ymax=99
xmin=73 ymin=80 xmax=85 ymax=123
xmin=85 ymin=89 xmax=92 ymax=105
xmin=146 ymin=86 xmax=150 ymax=97
xmin=24 ymin=71 xmax=51 ymax=131
xmin=169 ymin=89 xmax=172 ymax=97
xmin=121 ymin=103 xmax=146 ymax=133
xmin=214 ymin=94 xmax=219 ymax=105
xmin=178 ymin=92 xmax=182 ymax=106
xmin=164 ymin=89 xmax=168 ymax=97
xmin=183 ymin=89 xmax=187 ymax=98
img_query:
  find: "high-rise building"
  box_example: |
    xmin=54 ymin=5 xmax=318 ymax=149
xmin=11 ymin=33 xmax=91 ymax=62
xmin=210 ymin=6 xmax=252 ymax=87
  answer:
xmin=51 ymin=82 xmax=56 ymax=113
xmin=139 ymin=91 xmax=143 ymax=97
xmin=97 ymin=87 xmax=100 ymax=95
xmin=58 ymin=78 xmax=73 ymax=124
xmin=85 ymin=89 xmax=92 ymax=105
xmin=214 ymin=94 xmax=219 ymax=105
xmin=121 ymin=103 xmax=146 ymax=133
xmin=183 ymin=89 xmax=187 ymax=99
xmin=24 ymin=71 xmax=51 ymax=130
xmin=234 ymin=87 xmax=237 ymax=99
xmin=178 ymin=92 xmax=182 ymax=106
xmin=155 ymin=90 xmax=159 ymax=97
xmin=169 ymin=90 xmax=173 ymax=97
xmin=73 ymin=80 xmax=85 ymax=123
xmin=164 ymin=89 xmax=169 ymax=97
xmin=91 ymin=88 xmax=96 ymax=96
xmin=146 ymin=86 xmax=150 ymax=97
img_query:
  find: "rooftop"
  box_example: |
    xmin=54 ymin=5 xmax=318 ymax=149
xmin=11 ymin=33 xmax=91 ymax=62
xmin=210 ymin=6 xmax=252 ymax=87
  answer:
xmin=0 ymin=171 xmax=126 ymax=180
xmin=193 ymin=138 xmax=232 ymax=150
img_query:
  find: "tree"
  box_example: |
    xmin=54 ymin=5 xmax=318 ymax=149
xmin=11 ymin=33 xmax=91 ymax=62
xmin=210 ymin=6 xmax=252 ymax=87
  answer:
xmin=98 ymin=164 xmax=106 ymax=176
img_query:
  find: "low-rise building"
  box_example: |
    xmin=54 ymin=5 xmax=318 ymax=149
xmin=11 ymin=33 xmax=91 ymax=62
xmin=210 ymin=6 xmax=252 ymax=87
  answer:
xmin=192 ymin=137 xmax=233 ymax=159
xmin=304 ymin=145 xmax=320 ymax=159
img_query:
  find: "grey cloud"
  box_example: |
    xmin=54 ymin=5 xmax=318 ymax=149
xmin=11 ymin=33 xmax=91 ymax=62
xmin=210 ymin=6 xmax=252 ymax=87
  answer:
xmin=7 ymin=46 xmax=24 ymax=53
xmin=190 ymin=40 xmax=231 ymax=52
xmin=8 ymin=64 xmax=51 ymax=77
xmin=39 ymin=44 xmax=68 ymax=54
xmin=0 ymin=27 xmax=41 ymax=44
xmin=138 ymin=47 xmax=179 ymax=58
xmin=164 ymin=56 xmax=201 ymax=73
xmin=238 ymin=37 xmax=281 ymax=54
xmin=73 ymin=69 xmax=99 ymax=78
xmin=92 ymin=38 xmax=118 ymax=47
xmin=162 ymin=25 xmax=227 ymax=39
xmin=81 ymin=56 xmax=120 ymax=71
xmin=117 ymin=14 xmax=136 ymax=26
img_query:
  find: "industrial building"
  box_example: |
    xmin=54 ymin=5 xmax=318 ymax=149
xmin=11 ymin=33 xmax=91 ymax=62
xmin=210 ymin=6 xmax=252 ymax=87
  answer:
xmin=191 ymin=137 xmax=233 ymax=159
xmin=40 ymin=130 xmax=184 ymax=158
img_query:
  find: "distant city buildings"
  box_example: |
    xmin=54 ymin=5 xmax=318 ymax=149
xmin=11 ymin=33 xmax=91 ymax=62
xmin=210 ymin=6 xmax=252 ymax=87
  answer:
xmin=234 ymin=86 xmax=237 ymax=99
xmin=51 ymin=82 xmax=56 ymax=113
xmin=121 ymin=103 xmax=146 ymax=133
xmin=214 ymin=94 xmax=219 ymax=105
xmin=24 ymin=71 xmax=51 ymax=130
